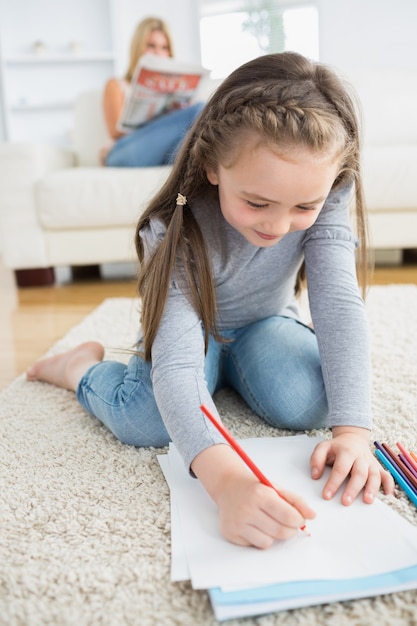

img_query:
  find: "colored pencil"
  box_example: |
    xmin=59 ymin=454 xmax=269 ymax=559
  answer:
xmin=375 ymin=448 xmax=417 ymax=508
xmin=399 ymin=454 xmax=417 ymax=482
xmin=200 ymin=404 xmax=310 ymax=536
xmin=374 ymin=441 xmax=417 ymax=495
xmin=397 ymin=441 xmax=417 ymax=474
xmin=381 ymin=443 xmax=417 ymax=493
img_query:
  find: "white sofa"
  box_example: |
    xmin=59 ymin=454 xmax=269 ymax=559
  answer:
xmin=0 ymin=70 xmax=416 ymax=286
xmin=0 ymin=90 xmax=173 ymax=286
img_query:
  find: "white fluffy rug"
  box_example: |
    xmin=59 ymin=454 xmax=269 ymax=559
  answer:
xmin=1 ymin=285 xmax=417 ymax=626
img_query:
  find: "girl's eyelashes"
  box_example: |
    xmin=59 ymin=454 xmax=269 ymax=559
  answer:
xmin=247 ymin=201 xmax=318 ymax=212
xmin=247 ymin=200 xmax=268 ymax=209
xmin=297 ymin=205 xmax=319 ymax=212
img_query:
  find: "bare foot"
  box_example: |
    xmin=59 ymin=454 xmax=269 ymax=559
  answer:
xmin=26 ymin=341 xmax=105 ymax=391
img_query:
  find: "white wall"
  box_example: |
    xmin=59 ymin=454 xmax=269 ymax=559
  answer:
xmin=317 ymin=0 xmax=417 ymax=73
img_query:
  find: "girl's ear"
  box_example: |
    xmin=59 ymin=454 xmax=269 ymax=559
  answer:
xmin=205 ymin=166 xmax=219 ymax=186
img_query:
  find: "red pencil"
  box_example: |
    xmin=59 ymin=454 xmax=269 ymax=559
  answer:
xmin=200 ymin=404 xmax=310 ymax=536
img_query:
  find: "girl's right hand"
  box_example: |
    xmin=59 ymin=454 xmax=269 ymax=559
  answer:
xmin=216 ymin=474 xmax=315 ymax=549
xmin=191 ymin=444 xmax=315 ymax=549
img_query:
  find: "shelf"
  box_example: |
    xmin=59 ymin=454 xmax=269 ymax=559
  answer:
xmin=4 ymin=52 xmax=115 ymax=65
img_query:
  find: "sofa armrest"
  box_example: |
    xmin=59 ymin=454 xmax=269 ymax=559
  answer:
xmin=0 ymin=142 xmax=74 ymax=189
xmin=0 ymin=143 xmax=75 ymax=269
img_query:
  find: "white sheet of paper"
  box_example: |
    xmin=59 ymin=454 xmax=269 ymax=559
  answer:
xmin=157 ymin=454 xmax=190 ymax=581
xmin=159 ymin=435 xmax=417 ymax=591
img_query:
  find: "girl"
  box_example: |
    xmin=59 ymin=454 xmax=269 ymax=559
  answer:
xmin=101 ymin=16 xmax=204 ymax=167
xmin=28 ymin=52 xmax=394 ymax=549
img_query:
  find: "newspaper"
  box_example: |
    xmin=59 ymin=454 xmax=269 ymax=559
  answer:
xmin=117 ymin=53 xmax=209 ymax=132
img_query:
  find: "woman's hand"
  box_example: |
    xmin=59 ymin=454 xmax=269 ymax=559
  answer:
xmin=310 ymin=426 xmax=395 ymax=505
xmin=192 ymin=444 xmax=315 ymax=549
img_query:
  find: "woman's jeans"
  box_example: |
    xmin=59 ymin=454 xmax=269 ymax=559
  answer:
xmin=105 ymin=102 xmax=204 ymax=167
xmin=77 ymin=316 xmax=328 ymax=448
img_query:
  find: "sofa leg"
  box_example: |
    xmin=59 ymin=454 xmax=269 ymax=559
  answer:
xmin=70 ymin=264 xmax=101 ymax=281
xmin=14 ymin=267 xmax=55 ymax=287
xmin=403 ymin=249 xmax=417 ymax=264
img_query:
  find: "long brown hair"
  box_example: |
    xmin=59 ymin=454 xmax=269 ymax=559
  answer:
xmin=135 ymin=52 xmax=368 ymax=360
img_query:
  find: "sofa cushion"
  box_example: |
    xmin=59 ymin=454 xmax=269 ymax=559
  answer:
xmin=73 ymin=91 xmax=109 ymax=166
xmin=36 ymin=166 xmax=171 ymax=229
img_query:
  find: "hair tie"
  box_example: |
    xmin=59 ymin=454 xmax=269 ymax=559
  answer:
xmin=176 ymin=193 xmax=187 ymax=206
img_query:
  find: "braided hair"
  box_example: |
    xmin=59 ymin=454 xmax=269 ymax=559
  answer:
xmin=135 ymin=52 xmax=367 ymax=360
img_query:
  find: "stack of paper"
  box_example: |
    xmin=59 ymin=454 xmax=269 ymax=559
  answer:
xmin=158 ymin=435 xmax=417 ymax=621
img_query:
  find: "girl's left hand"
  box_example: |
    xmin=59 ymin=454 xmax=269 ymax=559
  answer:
xmin=310 ymin=426 xmax=395 ymax=505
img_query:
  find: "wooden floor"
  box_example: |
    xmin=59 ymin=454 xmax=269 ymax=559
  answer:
xmin=0 ymin=262 xmax=138 ymax=390
xmin=1 ymin=257 xmax=417 ymax=391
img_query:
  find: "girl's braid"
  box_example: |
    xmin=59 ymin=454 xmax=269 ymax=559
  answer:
xmin=195 ymin=82 xmax=347 ymax=164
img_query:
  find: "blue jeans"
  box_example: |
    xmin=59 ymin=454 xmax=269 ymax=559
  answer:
xmin=105 ymin=102 xmax=205 ymax=167
xmin=76 ymin=316 xmax=328 ymax=448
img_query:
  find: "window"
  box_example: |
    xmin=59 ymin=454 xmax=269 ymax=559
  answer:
xmin=200 ymin=1 xmax=319 ymax=78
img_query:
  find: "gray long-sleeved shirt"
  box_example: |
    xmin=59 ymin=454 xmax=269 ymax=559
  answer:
xmin=140 ymin=184 xmax=371 ymax=471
